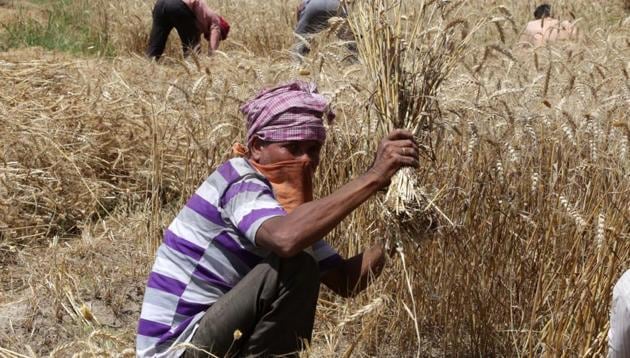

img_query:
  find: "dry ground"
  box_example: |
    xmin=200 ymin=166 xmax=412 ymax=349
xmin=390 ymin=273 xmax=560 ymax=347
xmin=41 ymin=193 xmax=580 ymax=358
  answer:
xmin=0 ymin=0 xmax=45 ymax=26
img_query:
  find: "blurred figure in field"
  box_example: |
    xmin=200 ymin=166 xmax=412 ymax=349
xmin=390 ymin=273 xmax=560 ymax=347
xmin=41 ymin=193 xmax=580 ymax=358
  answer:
xmin=609 ymin=270 xmax=630 ymax=357
xmin=293 ymin=0 xmax=355 ymax=58
xmin=147 ymin=0 xmax=230 ymax=60
xmin=518 ymin=4 xmax=577 ymax=47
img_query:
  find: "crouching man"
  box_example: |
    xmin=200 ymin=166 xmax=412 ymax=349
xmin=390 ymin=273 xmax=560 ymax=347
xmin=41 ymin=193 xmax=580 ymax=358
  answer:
xmin=136 ymin=81 xmax=419 ymax=357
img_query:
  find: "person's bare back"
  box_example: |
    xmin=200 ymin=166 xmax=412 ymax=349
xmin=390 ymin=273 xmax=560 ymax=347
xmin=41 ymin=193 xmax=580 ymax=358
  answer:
xmin=521 ymin=18 xmax=576 ymax=46
xmin=518 ymin=4 xmax=577 ymax=47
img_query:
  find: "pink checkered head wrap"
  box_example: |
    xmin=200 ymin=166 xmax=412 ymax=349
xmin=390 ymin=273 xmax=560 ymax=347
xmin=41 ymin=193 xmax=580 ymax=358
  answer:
xmin=240 ymin=81 xmax=334 ymax=147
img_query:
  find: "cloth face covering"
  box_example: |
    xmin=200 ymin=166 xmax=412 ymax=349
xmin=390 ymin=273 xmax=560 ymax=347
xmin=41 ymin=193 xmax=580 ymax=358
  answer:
xmin=236 ymin=80 xmax=334 ymax=212
xmin=232 ymin=143 xmax=314 ymax=213
xmin=248 ymin=158 xmax=314 ymax=214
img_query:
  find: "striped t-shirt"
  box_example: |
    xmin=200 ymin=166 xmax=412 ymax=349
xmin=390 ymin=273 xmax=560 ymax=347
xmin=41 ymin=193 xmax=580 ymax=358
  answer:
xmin=136 ymin=158 xmax=342 ymax=357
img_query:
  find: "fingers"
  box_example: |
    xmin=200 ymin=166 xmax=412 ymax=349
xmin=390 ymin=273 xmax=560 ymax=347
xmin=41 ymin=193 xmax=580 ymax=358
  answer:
xmin=381 ymin=139 xmax=418 ymax=158
xmin=386 ymin=129 xmax=415 ymax=141
xmin=383 ymin=146 xmax=419 ymax=167
xmin=389 ymin=139 xmax=418 ymax=151
xmin=388 ymin=139 xmax=419 ymax=158
xmin=384 ymin=130 xmax=419 ymax=156
xmin=397 ymin=153 xmax=420 ymax=168
xmin=400 ymin=147 xmax=415 ymax=158
xmin=369 ymin=129 xmax=421 ymax=187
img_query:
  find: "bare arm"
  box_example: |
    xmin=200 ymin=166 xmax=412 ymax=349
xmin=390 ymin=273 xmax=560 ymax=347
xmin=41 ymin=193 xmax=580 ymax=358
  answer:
xmin=296 ymin=1 xmax=306 ymax=22
xmin=561 ymin=20 xmax=578 ymax=40
xmin=208 ymin=26 xmax=221 ymax=54
xmin=516 ymin=31 xmax=531 ymax=47
xmin=255 ymin=129 xmax=419 ymax=257
xmin=321 ymin=243 xmax=386 ymax=297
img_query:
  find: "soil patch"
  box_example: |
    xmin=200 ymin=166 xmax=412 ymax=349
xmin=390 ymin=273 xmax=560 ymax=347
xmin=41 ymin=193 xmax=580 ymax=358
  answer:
xmin=0 ymin=210 xmax=151 ymax=355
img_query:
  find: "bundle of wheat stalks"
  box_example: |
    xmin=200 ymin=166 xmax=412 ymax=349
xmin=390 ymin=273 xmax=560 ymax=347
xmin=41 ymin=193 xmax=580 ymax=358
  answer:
xmin=347 ymin=0 xmax=479 ymax=238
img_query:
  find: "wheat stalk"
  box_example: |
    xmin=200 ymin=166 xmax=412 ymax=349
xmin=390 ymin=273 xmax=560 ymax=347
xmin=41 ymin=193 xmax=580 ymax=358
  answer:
xmin=347 ymin=0 xmax=478 ymax=236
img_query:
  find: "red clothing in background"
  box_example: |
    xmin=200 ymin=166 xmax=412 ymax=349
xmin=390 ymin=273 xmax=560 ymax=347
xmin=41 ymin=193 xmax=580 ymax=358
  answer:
xmin=182 ymin=0 xmax=221 ymax=51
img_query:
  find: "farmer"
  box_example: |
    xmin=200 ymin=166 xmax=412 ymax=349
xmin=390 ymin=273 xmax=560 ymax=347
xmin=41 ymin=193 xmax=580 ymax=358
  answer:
xmin=147 ymin=0 xmax=230 ymax=60
xmin=136 ymin=80 xmax=419 ymax=357
xmin=518 ymin=4 xmax=577 ymax=47
xmin=609 ymin=270 xmax=630 ymax=357
xmin=293 ymin=0 xmax=352 ymax=56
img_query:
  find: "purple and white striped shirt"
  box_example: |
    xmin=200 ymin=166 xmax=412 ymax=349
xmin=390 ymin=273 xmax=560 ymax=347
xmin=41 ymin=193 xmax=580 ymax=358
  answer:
xmin=136 ymin=158 xmax=342 ymax=357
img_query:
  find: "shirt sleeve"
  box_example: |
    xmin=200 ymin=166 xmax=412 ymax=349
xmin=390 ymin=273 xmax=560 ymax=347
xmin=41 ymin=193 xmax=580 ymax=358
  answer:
xmin=222 ymin=175 xmax=286 ymax=246
xmin=310 ymin=240 xmax=342 ymax=274
xmin=610 ymin=271 xmax=630 ymax=357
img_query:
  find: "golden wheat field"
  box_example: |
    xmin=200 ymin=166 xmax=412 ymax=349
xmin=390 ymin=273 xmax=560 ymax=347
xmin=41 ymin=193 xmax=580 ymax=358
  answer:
xmin=0 ymin=0 xmax=629 ymax=356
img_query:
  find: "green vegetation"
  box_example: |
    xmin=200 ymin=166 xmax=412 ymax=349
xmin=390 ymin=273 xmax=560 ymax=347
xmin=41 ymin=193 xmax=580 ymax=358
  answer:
xmin=1 ymin=0 xmax=115 ymax=56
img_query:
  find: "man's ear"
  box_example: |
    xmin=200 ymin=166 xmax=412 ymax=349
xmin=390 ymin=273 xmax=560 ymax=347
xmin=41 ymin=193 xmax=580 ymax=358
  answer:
xmin=249 ymin=137 xmax=264 ymax=162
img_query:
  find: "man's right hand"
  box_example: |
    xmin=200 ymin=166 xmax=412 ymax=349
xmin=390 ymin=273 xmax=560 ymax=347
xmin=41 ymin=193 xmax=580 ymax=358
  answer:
xmin=256 ymin=129 xmax=419 ymax=258
xmin=367 ymin=129 xmax=420 ymax=189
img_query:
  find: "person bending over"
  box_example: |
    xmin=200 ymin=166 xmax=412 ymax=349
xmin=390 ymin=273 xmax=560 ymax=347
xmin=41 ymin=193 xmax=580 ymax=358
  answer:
xmin=147 ymin=0 xmax=230 ymax=60
xmin=518 ymin=4 xmax=577 ymax=47
xmin=136 ymin=80 xmax=419 ymax=357
xmin=293 ymin=0 xmax=353 ymax=57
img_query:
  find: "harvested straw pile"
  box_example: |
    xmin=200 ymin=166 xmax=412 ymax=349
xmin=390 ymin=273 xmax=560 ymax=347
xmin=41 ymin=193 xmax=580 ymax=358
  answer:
xmin=1 ymin=0 xmax=629 ymax=356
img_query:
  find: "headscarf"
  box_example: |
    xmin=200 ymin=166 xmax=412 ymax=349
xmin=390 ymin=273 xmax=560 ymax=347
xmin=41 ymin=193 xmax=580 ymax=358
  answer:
xmin=239 ymin=81 xmax=334 ymax=148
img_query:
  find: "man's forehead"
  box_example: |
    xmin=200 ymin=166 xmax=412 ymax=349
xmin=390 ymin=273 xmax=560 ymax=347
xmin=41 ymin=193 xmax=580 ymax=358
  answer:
xmin=265 ymin=139 xmax=323 ymax=148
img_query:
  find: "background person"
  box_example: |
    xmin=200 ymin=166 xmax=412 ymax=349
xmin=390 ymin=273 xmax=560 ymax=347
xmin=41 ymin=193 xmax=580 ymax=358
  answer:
xmin=609 ymin=270 xmax=630 ymax=357
xmin=518 ymin=4 xmax=577 ymax=47
xmin=136 ymin=80 xmax=420 ymax=357
xmin=147 ymin=0 xmax=230 ymax=60
xmin=293 ymin=0 xmax=349 ymax=56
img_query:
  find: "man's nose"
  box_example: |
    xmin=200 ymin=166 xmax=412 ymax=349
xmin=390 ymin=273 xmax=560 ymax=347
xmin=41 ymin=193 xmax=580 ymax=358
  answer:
xmin=307 ymin=154 xmax=319 ymax=169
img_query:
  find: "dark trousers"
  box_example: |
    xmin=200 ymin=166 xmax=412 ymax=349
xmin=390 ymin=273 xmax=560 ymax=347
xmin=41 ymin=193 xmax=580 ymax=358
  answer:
xmin=183 ymin=252 xmax=321 ymax=358
xmin=146 ymin=0 xmax=200 ymax=59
